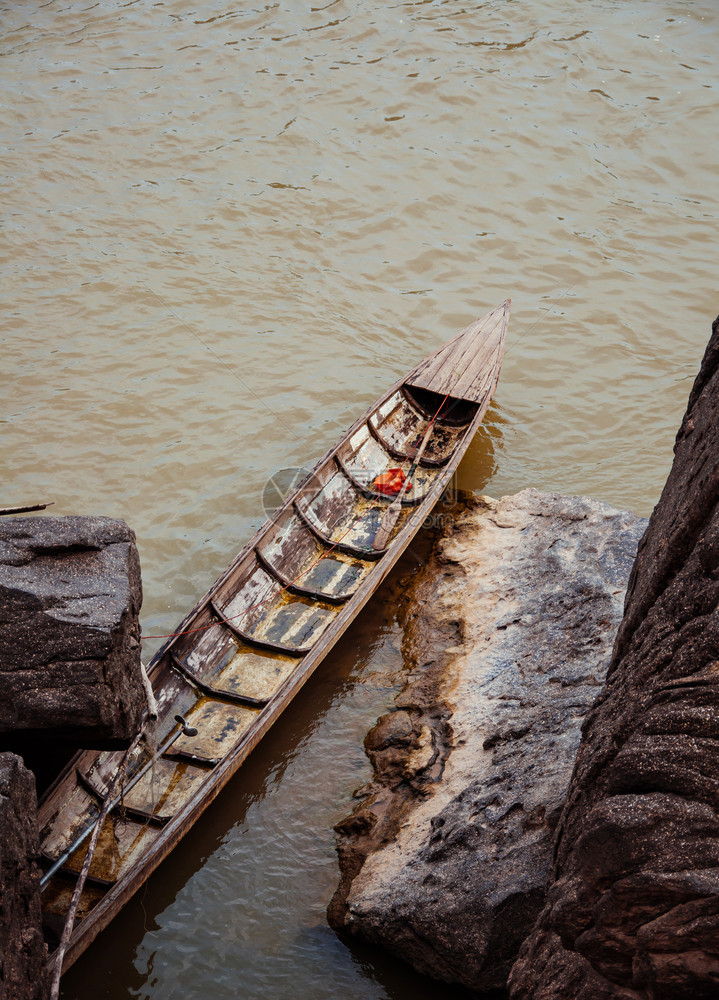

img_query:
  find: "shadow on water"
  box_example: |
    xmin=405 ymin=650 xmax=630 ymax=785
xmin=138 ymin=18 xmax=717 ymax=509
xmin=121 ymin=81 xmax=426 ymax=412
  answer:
xmin=455 ymin=408 xmax=504 ymax=496
xmin=60 ymin=429 xmax=501 ymax=1000
xmin=335 ymin=933 xmax=487 ymax=1000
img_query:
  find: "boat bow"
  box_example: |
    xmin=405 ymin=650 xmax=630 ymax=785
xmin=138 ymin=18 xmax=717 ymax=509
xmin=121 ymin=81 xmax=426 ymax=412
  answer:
xmin=405 ymin=299 xmax=509 ymax=406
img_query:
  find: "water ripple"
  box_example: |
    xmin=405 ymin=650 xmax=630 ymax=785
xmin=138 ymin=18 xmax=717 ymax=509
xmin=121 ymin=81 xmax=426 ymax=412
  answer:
xmin=4 ymin=0 xmax=718 ymax=997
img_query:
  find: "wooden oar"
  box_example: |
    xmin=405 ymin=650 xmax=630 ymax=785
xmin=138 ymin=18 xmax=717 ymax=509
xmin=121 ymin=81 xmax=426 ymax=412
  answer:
xmin=372 ymin=420 xmax=436 ymax=550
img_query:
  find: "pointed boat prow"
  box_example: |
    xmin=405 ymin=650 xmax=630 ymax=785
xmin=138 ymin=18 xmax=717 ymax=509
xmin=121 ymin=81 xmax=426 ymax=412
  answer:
xmin=404 ymin=299 xmax=510 ymax=412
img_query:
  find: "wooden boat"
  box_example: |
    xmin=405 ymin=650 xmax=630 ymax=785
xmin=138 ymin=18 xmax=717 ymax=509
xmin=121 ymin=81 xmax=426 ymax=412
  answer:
xmin=38 ymin=300 xmax=510 ymax=975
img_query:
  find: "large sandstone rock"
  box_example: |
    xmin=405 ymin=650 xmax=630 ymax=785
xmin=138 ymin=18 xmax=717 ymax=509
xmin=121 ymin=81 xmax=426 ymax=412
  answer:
xmin=329 ymin=489 xmax=646 ymax=992
xmin=509 ymin=316 xmax=719 ymax=1000
xmin=0 ymin=516 xmax=144 ymax=746
xmin=0 ymin=752 xmax=47 ymax=1000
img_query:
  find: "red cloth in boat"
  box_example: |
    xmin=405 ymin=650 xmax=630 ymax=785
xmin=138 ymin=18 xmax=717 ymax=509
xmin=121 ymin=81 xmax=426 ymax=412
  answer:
xmin=372 ymin=469 xmax=411 ymax=496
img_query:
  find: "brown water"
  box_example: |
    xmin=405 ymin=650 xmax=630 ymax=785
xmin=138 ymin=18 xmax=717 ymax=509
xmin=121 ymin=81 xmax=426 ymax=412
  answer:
xmin=3 ymin=0 xmax=718 ymax=996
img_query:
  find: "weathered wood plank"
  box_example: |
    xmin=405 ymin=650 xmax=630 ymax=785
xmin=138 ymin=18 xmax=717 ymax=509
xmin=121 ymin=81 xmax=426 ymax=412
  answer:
xmin=405 ymin=300 xmax=509 ymax=403
xmin=367 ymin=392 xmax=461 ymax=465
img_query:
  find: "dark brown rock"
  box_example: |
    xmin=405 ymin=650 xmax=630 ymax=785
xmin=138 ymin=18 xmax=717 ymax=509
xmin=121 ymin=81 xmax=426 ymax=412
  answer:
xmin=329 ymin=490 xmax=646 ymax=992
xmin=0 ymin=516 xmax=144 ymax=746
xmin=0 ymin=752 xmax=48 ymax=1000
xmin=509 ymin=315 xmax=719 ymax=1000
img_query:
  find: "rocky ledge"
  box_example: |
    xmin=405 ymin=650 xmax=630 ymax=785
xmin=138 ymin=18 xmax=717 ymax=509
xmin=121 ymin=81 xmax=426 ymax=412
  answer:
xmin=329 ymin=488 xmax=646 ymax=993
xmin=0 ymin=515 xmax=144 ymax=747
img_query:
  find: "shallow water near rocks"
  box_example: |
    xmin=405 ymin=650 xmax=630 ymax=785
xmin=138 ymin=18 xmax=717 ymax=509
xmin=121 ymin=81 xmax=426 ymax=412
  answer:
xmin=2 ymin=0 xmax=717 ymax=997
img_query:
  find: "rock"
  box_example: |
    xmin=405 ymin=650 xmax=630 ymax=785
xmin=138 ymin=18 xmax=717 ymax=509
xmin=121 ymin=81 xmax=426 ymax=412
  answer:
xmin=329 ymin=489 xmax=646 ymax=992
xmin=0 ymin=516 xmax=144 ymax=746
xmin=509 ymin=316 xmax=719 ymax=1000
xmin=0 ymin=752 xmax=48 ymax=1000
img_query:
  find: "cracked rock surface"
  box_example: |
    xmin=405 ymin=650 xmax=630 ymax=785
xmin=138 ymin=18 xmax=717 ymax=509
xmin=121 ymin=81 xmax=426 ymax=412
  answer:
xmin=0 ymin=516 xmax=144 ymax=745
xmin=329 ymin=489 xmax=645 ymax=993
xmin=509 ymin=318 xmax=719 ymax=999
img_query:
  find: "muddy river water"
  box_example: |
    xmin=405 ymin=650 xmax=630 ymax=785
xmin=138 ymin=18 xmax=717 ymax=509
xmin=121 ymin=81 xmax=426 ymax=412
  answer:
xmin=2 ymin=0 xmax=718 ymax=996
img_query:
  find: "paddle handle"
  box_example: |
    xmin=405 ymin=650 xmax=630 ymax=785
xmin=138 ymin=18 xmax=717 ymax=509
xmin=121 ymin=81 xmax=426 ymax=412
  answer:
xmin=372 ymin=420 xmax=435 ymax=550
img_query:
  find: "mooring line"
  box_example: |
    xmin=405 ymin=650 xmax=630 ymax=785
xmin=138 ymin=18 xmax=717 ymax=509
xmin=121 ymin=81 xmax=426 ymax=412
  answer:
xmin=504 ymin=284 xmax=576 ymax=357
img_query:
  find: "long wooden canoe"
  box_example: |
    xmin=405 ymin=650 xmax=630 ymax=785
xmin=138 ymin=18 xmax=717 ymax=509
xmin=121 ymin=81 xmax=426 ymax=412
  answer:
xmin=38 ymin=300 xmax=510 ymax=975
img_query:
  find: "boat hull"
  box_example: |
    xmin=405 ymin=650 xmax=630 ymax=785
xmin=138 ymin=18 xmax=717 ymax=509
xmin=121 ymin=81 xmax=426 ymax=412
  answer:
xmin=38 ymin=301 xmax=510 ymax=974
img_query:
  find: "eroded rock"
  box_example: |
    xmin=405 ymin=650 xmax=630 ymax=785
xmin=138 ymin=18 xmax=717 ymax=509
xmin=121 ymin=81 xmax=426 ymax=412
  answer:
xmin=0 ymin=752 xmax=47 ymax=1000
xmin=329 ymin=489 xmax=646 ymax=992
xmin=509 ymin=316 xmax=719 ymax=1000
xmin=0 ymin=516 xmax=144 ymax=746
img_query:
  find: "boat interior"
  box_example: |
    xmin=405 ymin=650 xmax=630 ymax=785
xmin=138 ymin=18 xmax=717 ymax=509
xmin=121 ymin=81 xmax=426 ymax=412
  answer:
xmin=38 ymin=381 xmax=480 ymax=956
